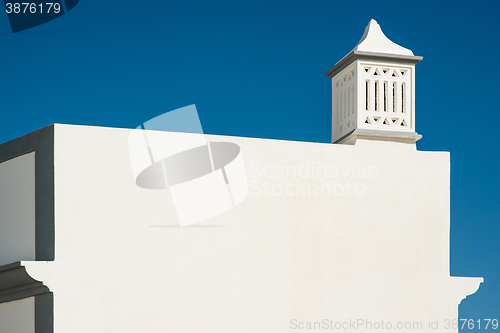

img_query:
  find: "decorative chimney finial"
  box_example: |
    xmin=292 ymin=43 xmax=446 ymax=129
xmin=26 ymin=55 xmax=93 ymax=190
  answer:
xmin=326 ymin=19 xmax=423 ymax=145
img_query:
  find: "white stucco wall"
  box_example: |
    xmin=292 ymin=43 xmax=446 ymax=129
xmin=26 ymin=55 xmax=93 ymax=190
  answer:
xmin=18 ymin=124 xmax=480 ymax=332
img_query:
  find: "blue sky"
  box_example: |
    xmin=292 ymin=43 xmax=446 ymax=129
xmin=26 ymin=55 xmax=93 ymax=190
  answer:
xmin=0 ymin=0 xmax=498 ymax=328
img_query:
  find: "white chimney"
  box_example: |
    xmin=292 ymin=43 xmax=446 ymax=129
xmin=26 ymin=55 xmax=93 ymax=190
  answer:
xmin=326 ymin=19 xmax=423 ymax=144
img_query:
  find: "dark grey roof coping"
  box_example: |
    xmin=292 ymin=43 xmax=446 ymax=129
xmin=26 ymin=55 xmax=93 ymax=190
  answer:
xmin=0 ymin=125 xmax=55 ymax=262
xmin=325 ymin=50 xmax=423 ymax=79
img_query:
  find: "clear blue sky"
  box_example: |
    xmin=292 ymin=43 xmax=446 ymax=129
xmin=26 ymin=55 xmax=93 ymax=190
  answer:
xmin=0 ymin=0 xmax=498 ymax=328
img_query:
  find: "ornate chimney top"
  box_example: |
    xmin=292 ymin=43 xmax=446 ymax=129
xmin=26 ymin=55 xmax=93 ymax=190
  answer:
xmin=326 ymin=19 xmax=423 ymax=145
xmin=351 ymin=19 xmax=414 ymax=56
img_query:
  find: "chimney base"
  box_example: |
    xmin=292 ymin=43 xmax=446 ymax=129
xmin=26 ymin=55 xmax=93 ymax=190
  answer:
xmin=334 ymin=129 xmax=422 ymax=145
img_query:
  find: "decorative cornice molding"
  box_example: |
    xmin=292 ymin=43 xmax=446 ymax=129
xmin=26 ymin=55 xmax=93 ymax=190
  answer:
xmin=325 ymin=50 xmax=423 ymax=79
xmin=0 ymin=261 xmax=50 ymax=304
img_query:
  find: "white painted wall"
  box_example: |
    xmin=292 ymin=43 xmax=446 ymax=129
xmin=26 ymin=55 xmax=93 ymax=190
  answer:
xmin=0 ymin=152 xmax=36 ymax=266
xmin=17 ymin=124 xmax=481 ymax=332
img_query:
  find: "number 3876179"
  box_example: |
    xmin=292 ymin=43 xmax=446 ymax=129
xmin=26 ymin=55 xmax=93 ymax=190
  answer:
xmin=5 ymin=3 xmax=61 ymax=14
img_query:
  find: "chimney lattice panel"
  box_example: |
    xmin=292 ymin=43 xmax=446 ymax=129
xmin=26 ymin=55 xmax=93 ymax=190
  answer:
xmin=331 ymin=61 xmax=415 ymax=143
xmin=332 ymin=63 xmax=357 ymax=140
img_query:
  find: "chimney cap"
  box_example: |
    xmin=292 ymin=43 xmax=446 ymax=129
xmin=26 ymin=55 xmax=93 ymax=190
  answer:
xmin=325 ymin=19 xmax=423 ymax=78
xmin=353 ymin=19 xmax=414 ymax=56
